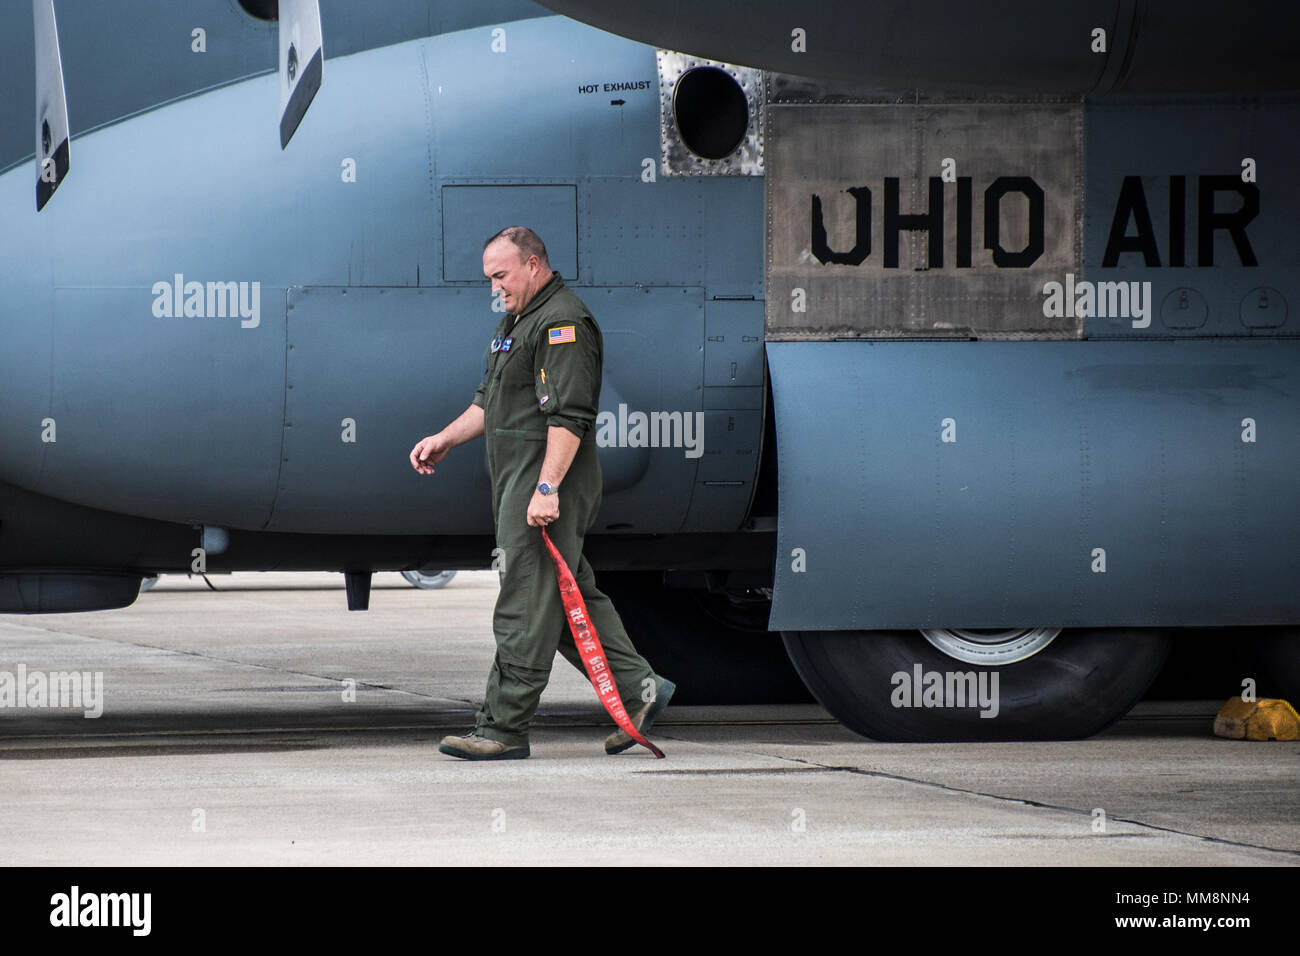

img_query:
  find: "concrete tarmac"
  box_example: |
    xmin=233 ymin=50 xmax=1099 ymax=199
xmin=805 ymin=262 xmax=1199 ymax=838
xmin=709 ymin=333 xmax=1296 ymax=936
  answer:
xmin=0 ymin=572 xmax=1296 ymax=866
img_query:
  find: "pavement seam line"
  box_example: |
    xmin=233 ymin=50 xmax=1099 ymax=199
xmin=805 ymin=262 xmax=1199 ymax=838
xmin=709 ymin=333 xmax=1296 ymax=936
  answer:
xmin=745 ymin=748 xmax=1300 ymax=860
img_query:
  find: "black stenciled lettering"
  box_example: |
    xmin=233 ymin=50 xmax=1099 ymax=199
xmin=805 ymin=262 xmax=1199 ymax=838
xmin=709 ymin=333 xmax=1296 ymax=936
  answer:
xmin=1102 ymin=175 xmax=1160 ymax=267
xmin=1169 ymin=175 xmax=1186 ymax=267
xmin=984 ymin=176 xmax=1044 ymax=268
xmin=1198 ymin=175 xmax=1259 ymax=266
xmin=956 ymin=177 xmax=973 ymax=268
xmin=811 ymin=187 xmax=872 ymax=266
xmin=884 ymin=176 xmax=943 ymax=268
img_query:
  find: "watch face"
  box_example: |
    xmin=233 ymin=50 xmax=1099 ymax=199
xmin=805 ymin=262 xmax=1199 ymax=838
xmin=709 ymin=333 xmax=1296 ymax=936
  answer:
xmin=538 ymin=482 xmax=553 ymax=495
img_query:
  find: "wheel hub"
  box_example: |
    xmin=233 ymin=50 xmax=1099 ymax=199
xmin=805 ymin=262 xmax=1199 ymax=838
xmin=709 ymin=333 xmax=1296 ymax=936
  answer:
xmin=919 ymin=627 xmax=1061 ymax=665
xmin=401 ymin=570 xmax=457 ymax=589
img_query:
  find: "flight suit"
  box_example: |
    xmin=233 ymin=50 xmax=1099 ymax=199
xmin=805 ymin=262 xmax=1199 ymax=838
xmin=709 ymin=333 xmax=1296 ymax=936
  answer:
xmin=470 ymin=273 xmax=659 ymax=747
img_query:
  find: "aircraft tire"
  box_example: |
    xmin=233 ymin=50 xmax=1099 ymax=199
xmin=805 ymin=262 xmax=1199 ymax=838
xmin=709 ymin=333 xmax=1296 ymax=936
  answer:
xmin=597 ymin=571 xmax=813 ymax=705
xmin=781 ymin=627 xmax=1172 ymax=741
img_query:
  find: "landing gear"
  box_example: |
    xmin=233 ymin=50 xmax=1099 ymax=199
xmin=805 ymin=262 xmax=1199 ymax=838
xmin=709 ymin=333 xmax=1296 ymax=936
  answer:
xmin=781 ymin=627 xmax=1171 ymax=741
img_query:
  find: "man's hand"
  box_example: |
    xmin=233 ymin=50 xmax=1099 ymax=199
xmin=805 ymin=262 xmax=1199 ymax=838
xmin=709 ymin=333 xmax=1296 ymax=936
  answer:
xmin=527 ymin=489 xmax=560 ymax=527
xmin=411 ymin=404 xmax=485 ymax=474
xmin=410 ymin=434 xmax=451 ymax=474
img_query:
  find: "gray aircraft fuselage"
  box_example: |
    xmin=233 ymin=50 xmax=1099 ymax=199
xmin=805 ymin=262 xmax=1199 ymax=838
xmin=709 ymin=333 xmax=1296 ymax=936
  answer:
xmin=1 ymin=0 xmax=1297 ymax=639
xmin=0 ymin=2 xmax=768 ymax=612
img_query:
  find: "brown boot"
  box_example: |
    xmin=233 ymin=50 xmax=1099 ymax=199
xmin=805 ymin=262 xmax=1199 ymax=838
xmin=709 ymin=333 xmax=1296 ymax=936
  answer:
xmin=605 ymin=678 xmax=675 ymax=754
xmin=438 ymin=733 xmax=530 ymax=760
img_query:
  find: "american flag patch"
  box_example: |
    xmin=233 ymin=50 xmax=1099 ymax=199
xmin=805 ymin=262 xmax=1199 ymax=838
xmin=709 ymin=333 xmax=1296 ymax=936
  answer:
xmin=548 ymin=325 xmax=576 ymax=345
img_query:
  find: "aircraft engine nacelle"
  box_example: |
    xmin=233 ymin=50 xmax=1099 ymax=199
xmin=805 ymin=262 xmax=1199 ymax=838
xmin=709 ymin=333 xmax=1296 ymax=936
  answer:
xmin=537 ymin=0 xmax=1300 ymax=95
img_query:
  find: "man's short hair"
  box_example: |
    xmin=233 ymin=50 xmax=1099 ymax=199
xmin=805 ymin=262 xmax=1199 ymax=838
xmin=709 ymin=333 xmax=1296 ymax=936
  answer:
xmin=484 ymin=226 xmax=550 ymax=267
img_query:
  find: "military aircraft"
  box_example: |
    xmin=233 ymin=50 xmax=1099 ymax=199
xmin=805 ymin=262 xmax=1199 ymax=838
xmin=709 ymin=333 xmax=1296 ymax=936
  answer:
xmin=2 ymin=0 xmax=1297 ymax=740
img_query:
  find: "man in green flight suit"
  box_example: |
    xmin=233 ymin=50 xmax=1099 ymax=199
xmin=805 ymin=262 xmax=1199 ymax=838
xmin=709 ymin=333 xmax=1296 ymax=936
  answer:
xmin=409 ymin=226 xmax=674 ymax=760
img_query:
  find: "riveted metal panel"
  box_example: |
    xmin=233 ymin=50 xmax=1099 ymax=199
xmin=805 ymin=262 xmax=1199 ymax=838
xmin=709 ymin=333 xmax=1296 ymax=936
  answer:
xmin=1082 ymin=97 xmax=1300 ymax=339
xmin=273 ymin=286 xmax=494 ymax=534
xmin=765 ymin=103 xmax=1083 ymax=341
xmin=704 ymin=299 xmax=764 ymax=387
xmin=658 ymin=51 xmax=763 ymax=176
xmin=581 ymin=177 xmax=705 ymax=286
xmin=442 ymin=184 xmax=577 ymax=282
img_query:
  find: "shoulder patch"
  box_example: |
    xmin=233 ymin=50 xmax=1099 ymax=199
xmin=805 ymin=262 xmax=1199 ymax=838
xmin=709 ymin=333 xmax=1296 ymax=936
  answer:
xmin=547 ymin=325 xmax=576 ymax=345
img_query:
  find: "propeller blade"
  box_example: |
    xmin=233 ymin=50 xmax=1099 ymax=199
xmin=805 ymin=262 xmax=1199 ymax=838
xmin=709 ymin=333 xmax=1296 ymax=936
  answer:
xmin=278 ymin=0 xmax=323 ymax=149
xmin=33 ymin=0 xmax=70 ymax=210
